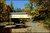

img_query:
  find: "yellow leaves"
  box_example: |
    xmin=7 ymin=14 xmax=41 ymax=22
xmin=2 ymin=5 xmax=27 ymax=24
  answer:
xmin=0 ymin=0 xmax=6 ymax=3
xmin=43 ymin=0 xmax=48 ymax=2
xmin=22 ymin=8 xmax=30 ymax=12
xmin=34 ymin=4 xmax=47 ymax=12
xmin=31 ymin=8 xmax=39 ymax=16
xmin=2 ymin=4 xmax=10 ymax=14
xmin=0 ymin=4 xmax=10 ymax=21
xmin=30 ymin=0 xmax=34 ymax=3
xmin=31 ymin=4 xmax=47 ymax=16
xmin=36 ymin=5 xmax=44 ymax=10
xmin=31 ymin=9 xmax=35 ymax=13
xmin=30 ymin=0 xmax=39 ymax=3
xmin=3 ymin=4 xmax=7 ymax=11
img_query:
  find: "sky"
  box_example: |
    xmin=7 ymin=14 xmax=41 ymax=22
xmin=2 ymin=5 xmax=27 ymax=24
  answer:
xmin=6 ymin=0 xmax=29 ymax=9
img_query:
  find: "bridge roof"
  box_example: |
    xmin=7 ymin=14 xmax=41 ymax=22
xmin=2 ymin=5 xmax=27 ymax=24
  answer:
xmin=10 ymin=12 xmax=31 ymax=18
xmin=10 ymin=12 xmax=29 ymax=15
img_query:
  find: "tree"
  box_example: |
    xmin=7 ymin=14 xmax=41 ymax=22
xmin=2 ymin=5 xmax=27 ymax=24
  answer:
xmin=0 ymin=0 xmax=6 ymax=3
xmin=22 ymin=8 xmax=30 ymax=12
xmin=30 ymin=0 xmax=50 ymax=28
xmin=30 ymin=0 xmax=50 ymax=18
xmin=29 ymin=0 xmax=34 ymax=11
xmin=0 ymin=0 xmax=12 ymax=22
xmin=25 ymin=3 xmax=31 ymax=9
xmin=16 ymin=8 xmax=22 ymax=12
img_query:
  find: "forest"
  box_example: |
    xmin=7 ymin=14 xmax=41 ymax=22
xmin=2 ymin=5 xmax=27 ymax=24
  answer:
xmin=0 ymin=0 xmax=50 ymax=30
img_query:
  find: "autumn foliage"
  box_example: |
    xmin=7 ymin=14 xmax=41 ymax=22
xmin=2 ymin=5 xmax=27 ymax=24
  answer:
xmin=0 ymin=3 xmax=12 ymax=22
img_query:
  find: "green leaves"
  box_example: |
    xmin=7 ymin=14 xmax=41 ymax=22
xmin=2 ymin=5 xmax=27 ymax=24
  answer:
xmin=25 ymin=3 xmax=31 ymax=8
xmin=16 ymin=8 xmax=22 ymax=12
